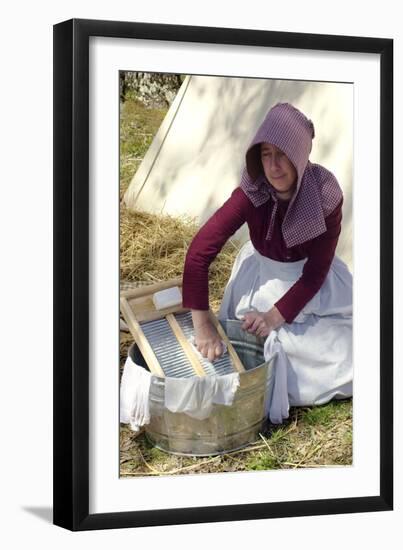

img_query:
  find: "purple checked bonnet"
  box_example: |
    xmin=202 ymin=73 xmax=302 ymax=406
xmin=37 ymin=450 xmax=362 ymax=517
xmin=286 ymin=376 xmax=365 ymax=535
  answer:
xmin=240 ymin=102 xmax=343 ymax=247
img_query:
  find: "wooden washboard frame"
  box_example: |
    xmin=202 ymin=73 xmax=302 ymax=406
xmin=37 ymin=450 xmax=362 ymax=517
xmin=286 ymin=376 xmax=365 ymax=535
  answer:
xmin=120 ymin=278 xmax=245 ymax=377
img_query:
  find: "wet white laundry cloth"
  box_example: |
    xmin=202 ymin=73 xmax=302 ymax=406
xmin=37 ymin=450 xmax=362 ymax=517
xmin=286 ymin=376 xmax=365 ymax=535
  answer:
xmin=120 ymin=356 xmax=152 ymax=432
xmin=164 ymin=372 xmax=240 ymax=420
xmin=219 ymin=240 xmax=353 ymax=424
xmin=120 ymin=356 xmax=240 ymax=430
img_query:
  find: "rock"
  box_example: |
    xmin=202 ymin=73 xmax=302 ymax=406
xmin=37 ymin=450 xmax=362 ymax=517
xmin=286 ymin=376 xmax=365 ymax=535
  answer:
xmin=120 ymin=72 xmax=183 ymax=108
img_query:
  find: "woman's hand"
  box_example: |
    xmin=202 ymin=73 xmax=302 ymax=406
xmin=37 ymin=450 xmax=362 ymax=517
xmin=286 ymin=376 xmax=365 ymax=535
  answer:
xmin=241 ymin=306 xmax=285 ymax=338
xmin=191 ymin=310 xmax=224 ymax=362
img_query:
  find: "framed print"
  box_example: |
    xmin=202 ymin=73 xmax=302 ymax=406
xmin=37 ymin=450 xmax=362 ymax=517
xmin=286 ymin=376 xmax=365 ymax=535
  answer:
xmin=53 ymin=18 xmax=393 ymax=531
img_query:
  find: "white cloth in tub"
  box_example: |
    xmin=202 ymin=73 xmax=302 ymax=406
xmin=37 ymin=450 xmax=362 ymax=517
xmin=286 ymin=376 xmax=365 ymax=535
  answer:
xmin=164 ymin=372 xmax=240 ymax=420
xmin=120 ymin=356 xmax=240 ymax=430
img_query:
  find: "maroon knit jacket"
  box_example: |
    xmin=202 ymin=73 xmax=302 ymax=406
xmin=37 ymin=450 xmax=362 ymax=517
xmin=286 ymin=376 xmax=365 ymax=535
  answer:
xmin=181 ymin=186 xmax=342 ymax=323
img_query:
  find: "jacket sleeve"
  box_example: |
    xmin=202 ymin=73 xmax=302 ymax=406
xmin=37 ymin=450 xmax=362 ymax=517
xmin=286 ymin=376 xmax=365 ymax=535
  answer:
xmin=182 ymin=188 xmax=249 ymax=310
xmin=274 ymin=199 xmax=343 ymax=323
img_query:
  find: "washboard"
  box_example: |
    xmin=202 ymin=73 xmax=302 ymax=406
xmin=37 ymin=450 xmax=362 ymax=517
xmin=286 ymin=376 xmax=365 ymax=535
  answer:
xmin=120 ymin=278 xmax=245 ymax=378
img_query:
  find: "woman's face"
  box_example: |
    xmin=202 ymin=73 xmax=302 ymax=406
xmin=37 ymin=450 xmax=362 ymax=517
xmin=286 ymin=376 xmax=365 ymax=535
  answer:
xmin=260 ymin=143 xmax=297 ymax=200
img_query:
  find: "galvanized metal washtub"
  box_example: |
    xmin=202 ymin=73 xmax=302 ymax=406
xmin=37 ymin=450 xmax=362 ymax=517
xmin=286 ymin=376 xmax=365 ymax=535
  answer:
xmin=128 ymin=319 xmax=275 ymax=456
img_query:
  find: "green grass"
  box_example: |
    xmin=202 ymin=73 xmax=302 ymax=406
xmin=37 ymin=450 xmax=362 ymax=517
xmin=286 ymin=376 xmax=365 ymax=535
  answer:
xmin=246 ymin=453 xmax=279 ymax=471
xmin=300 ymin=400 xmax=351 ymax=427
xmin=120 ymin=97 xmax=168 ymax=199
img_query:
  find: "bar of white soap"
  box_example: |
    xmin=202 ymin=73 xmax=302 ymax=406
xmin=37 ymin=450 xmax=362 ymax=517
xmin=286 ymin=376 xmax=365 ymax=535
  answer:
xmin=152 ymin=286 xmax=182 ymax=310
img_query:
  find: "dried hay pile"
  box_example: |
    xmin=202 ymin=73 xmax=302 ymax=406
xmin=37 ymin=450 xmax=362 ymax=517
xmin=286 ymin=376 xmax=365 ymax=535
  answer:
xmin=120 ymin=205 xmax=241 ymax=313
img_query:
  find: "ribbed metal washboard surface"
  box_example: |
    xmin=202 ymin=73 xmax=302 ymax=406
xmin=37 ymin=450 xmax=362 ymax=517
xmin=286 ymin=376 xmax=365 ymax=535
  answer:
xmin=140 ymin=311 xmax=236 ymax=378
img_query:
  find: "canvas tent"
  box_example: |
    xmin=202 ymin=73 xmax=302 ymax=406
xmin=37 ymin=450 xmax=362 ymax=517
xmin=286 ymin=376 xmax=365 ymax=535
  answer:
xmin=123 ymin=75 xmax=353 ymax=270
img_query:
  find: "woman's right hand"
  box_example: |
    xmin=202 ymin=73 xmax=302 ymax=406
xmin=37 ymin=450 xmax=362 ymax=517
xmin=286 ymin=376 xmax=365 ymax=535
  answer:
xmin=191 ymin=310 xmax=224 ymax=362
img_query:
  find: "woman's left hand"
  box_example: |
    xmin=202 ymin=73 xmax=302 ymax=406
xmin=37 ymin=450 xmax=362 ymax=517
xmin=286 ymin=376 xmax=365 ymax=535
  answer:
xmin=241 ymin=306 xmax=285 ymax=337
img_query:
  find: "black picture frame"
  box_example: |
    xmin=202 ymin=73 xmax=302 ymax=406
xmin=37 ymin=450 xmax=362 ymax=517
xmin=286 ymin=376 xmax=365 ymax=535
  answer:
xmin=53 ymin=18 xmax=393 ymax=531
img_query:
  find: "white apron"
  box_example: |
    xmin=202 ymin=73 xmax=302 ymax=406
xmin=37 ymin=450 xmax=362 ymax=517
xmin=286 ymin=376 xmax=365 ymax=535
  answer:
xmin=218 ymin=240 xmax=353 ymax=421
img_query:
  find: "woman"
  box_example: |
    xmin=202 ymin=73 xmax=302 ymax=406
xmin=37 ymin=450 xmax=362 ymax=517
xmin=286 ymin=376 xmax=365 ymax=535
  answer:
xmin=182 ymin=102 xmax=352 ymax=419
